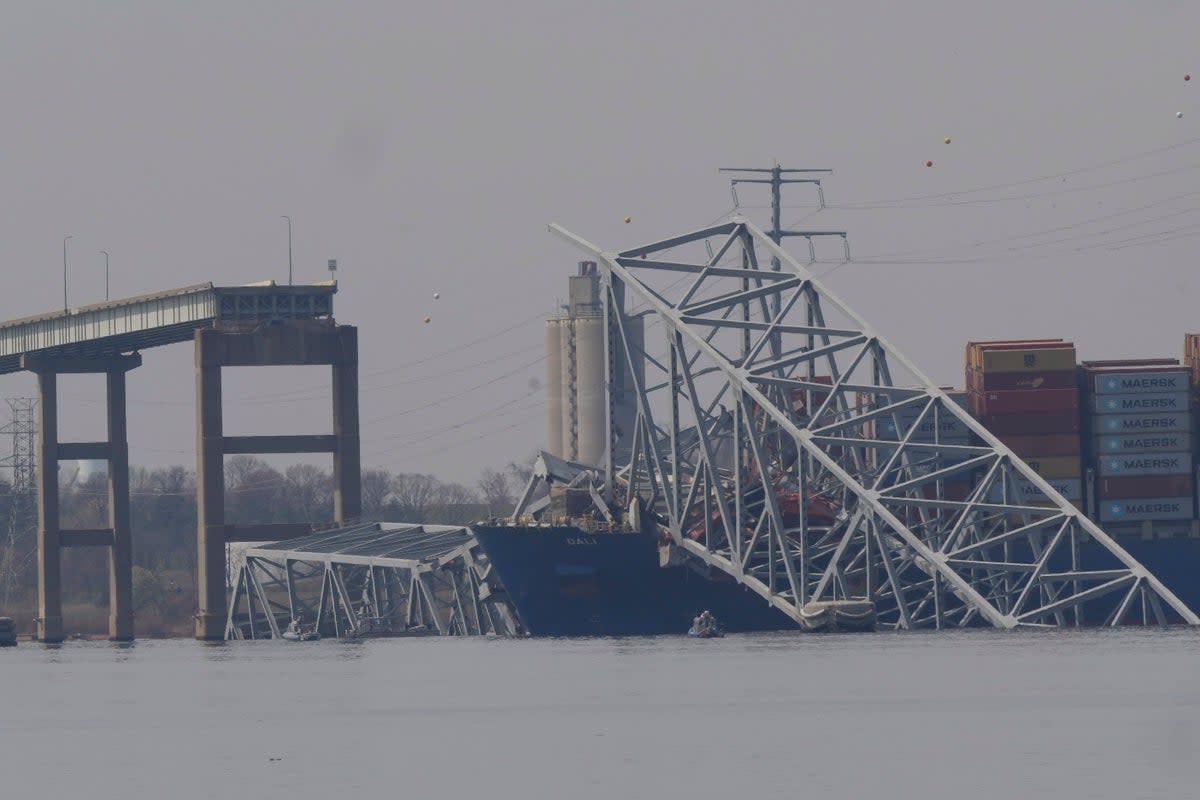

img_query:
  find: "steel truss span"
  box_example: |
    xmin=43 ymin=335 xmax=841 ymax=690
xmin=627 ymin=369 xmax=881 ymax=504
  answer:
xmin=550 ymin=217 xmax=1198 ymax=629
xmin=225 ymin=522 xmax=522 ymax=639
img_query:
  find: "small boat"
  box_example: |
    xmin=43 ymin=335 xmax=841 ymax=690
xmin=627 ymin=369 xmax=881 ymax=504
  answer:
xmin=688 ymin=611 xmax=724 ymax=638
xmin=687 ymin=625 xmax=724 ymax=638
xmin=280 ymin=619 xmax=321 ymax=642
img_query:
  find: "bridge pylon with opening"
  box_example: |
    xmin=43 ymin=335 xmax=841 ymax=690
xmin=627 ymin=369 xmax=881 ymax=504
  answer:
xmin=551 ymin=216 xmax=1199 ymax=629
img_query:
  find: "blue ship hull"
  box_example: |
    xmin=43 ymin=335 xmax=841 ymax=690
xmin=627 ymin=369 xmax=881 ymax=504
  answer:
xmin=472 ymin=525 xmax=794 ymax=636
xmin=1105 ymin=537 xmax=1200 ymax=615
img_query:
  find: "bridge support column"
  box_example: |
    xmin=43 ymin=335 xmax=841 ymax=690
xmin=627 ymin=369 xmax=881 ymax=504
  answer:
xmin=22 ymin=353 xmax=142 ymax=642
xmin=193 ymin=321 xmax=361 ymax=641
xmin=34 ymin=370 xmax=62 ymax=643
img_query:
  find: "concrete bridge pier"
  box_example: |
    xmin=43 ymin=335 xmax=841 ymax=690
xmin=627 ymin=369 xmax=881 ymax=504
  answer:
xmin=193 ymin=321 xmax=361 ymax=641
xmin=22 ymin=353 xmax=141 ymax=643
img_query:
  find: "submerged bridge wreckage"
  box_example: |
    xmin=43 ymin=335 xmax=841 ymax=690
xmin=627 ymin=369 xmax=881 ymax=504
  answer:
xmin=546 ymin=212 xmax=1200 ymax=630
xmin=226 ymin=522 xmax=521 ymax=640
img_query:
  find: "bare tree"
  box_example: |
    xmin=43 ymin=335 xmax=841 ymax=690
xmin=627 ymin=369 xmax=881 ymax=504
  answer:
xmin=361 ymin=468 xmax=393 ymax=519
xmin=282 ymin=463 xmax=332 ymax=522
xmin=478 ymin=468 xmax=513 ymax=515
xmin=390 ymin=473 xmax=441 ymax=522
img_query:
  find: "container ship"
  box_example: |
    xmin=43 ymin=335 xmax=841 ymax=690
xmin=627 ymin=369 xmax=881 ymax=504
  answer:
xmin=473 ymin=264 xmax=1200 ymax=635
xmin=471 ymin=522 xmax=792 ymax=636
xmin=473 ymin=262 xmax=794 ymax=635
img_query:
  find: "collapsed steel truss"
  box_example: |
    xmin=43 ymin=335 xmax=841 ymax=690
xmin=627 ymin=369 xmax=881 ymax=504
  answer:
xmin=551 ymin=217 xmax=1199 ymax=629
xmin=226 ymin=522 xmax=522 ymax=639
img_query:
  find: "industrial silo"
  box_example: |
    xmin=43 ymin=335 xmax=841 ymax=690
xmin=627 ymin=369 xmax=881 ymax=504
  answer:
xmin=544 ymin=317 xmax=565 ymax=458
xmin=573 ymin=313 xmax=606 ymax=466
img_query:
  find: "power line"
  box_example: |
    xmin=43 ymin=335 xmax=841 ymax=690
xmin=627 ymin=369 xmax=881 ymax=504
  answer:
xmin=837 ymin=135 xmax=1200 ymax=208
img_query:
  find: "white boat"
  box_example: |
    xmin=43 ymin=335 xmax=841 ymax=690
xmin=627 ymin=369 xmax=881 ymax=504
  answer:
xmin=280 ymin=619 xmax=320 ymax=641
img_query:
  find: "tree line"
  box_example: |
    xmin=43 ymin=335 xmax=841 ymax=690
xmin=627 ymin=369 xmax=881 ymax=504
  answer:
xmin=0 ymin=456 xmax=531 ymax=635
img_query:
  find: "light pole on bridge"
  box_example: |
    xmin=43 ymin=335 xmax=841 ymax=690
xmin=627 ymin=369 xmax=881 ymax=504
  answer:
xmin=100 ymin=250 xmax=110 ymax=301
xmin=281 ymin=215 xmax=293 ymax=286
xmin=62 ymin=235 xmax=74 ymax=312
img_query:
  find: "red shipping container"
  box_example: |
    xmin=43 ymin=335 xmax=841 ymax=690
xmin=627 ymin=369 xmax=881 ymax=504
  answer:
xmin=1097 ymin=474 xmax=1194 ymax=500
xmin=920 ymin=480 xmax=973 ymax=502
xmin=966 ymin=368 xmax=1077 ymax=392
xmin=977 ymin=410 xmax=1080 ymax=436
xmin=969 ymin=387 xmax=1079 ymax=416
xmin=997 ymin=434 xmax=1081 ymax=457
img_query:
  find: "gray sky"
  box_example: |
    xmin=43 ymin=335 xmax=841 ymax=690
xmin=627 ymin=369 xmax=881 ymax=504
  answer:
xmin=2 ymin=1 xmax=1198 ymax=483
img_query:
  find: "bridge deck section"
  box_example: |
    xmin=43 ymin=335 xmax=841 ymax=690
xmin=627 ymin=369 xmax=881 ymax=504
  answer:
xmin=0 ymin=281 xmax=335 ymax=374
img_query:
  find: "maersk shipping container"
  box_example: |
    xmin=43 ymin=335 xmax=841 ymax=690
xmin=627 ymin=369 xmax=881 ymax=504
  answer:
xmin=1094 ymin=432 xmax=1191 ymax=453
xmin=1097 ymin=452 xmax=1193 ymax=477
xmin=986 ymin=477 xmax=1083 ymax=503
xmin=1086 ymin=369 xmax=1189 ymax=396
xmin=1098 ymin=497 xmax=1194 ymax=523
xmin=1093 ymin=412 xmax=1191 ymax=435
xmin=1089 ymin=392 xmax=1189 ymax=415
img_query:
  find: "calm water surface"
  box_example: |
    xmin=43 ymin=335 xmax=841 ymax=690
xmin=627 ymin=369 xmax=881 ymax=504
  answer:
xmin=3 ymin=629 xmax=1200 ymax=799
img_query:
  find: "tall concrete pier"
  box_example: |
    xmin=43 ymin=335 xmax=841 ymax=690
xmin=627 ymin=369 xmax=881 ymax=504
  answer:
xmin=193 ymin=320 xmax=361 ymax=640
xmin=22 ymin=353 xmax=140 ymax=642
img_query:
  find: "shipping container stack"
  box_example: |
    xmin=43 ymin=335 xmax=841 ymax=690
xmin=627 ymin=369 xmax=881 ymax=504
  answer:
xmin=1080 ymin=359 xmax=1195 ymax=531
xmin=965 ymin=339 xmax=1083 ymax=508
xmin=871 ymin=389 xmax=972 ymax=501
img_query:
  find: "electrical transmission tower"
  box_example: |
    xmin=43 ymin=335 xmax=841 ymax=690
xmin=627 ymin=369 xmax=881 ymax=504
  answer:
xmin=0 ymin=398 xmax=38 ymax=607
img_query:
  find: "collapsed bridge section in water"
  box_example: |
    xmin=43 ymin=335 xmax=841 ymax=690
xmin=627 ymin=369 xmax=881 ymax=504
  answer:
xmin=226 ymin=521 xmax=523 ymax=639
xmin=550 ymin=215 xmax=1200 ymax=629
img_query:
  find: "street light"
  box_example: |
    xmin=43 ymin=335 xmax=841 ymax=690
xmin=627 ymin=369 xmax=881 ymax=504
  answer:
xmin=281 ymin=215 xmax=293 ymax=285
xmin=100 ymin=250 xmax=110 ymax=301
xmin=63 ymin=235 xmax=74 ymax=312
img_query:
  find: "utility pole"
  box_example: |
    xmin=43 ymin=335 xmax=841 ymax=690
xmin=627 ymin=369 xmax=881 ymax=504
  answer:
xmin=719 ymin=164 xmax=849 ymax=268
xmin=719 ymin=165 xmax=849 ymax=341
xmin=718 ymin=165 xmax=851 ymax=411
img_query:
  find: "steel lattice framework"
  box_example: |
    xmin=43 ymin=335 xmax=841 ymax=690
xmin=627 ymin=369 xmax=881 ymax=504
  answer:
xmin=551 ymin=217 xmax=1199 ymax=629
xmin=225 ymin=522 xmax=522 ymax=639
